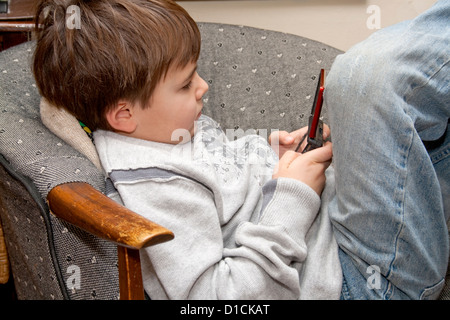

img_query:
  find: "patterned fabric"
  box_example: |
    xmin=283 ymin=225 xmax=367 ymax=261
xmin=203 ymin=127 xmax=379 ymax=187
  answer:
xmin=0 ymin=161 xmax=64 ymax=299
xmin=197 ymin=23 xmax=342 ymax=134
xmin=192 ymin=115 xmax=278 ymax=185
xmin=0 ymin=41 xmax=118 ymax=300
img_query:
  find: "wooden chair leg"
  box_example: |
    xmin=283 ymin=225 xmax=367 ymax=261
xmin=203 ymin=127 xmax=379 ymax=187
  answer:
xmin=117 ymin=246 xmax=145 ymax=300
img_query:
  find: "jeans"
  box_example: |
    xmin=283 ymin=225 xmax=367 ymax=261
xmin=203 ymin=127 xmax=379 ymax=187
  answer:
xmin=325 ymin=0 xmax=450 ymax=299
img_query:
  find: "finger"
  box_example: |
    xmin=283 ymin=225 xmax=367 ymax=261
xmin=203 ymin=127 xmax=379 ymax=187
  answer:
xmin=270 ymin=131 xmax=294 ymax=145
xmin=273 ymin=150 xmax=300 ymax=178
xmin=279 ymin=131 xmax=295 ymax=145
xmin=279 ymin=150 xmax=300 ymax=167
xmin=303 ymin=142 xmax=333 ymax=163
xmin=290 ymin=126 xmax=308 ymax=141
xmin=322 ymin=123 xmax=331 ymax=140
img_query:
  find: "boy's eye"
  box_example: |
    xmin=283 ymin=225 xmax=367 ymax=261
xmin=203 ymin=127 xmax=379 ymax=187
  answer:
xmin=182 ymin=81 xmax=192 ymax=90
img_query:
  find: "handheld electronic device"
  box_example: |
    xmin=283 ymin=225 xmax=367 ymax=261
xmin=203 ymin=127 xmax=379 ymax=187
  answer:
xmin=295 ymin=69 xmax=325 ymax=153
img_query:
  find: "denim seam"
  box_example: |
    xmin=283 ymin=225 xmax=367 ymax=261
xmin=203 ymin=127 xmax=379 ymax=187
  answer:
xmin=340 ymin=275 xmax=351 ymax=300
xmin=383 ymin=123 xmax=414 ymax=300
xmin=419 ymin=277 xmax=445 ymax=300
xmin=430 ymin=143 xmax=450 ymax=164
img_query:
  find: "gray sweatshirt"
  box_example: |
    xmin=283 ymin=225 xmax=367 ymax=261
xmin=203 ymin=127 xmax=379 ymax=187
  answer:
xmin=94 ymin=115 xmax=342 ymax=299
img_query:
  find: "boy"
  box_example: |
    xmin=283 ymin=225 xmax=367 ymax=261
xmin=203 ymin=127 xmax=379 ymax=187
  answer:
xmin=33 ymin=0 xmax=339 ymax=299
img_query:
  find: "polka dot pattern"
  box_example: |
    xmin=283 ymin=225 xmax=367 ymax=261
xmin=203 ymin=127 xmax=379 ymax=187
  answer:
xmin=197 ymin=23 xmax=343 ymax=134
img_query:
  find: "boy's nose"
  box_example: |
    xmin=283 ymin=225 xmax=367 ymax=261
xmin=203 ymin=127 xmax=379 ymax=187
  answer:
xmin=197 ymin=76 xmax=209 ymax=100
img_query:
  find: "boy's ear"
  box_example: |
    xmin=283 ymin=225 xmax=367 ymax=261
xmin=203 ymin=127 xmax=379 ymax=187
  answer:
xmin=105 ymin=102 xmax=137 ymax=133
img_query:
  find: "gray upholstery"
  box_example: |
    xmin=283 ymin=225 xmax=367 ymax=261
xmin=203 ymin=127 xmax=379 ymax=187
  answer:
xmin=0 ymin=42 xmax=119 ymax=299
xmin=197 ymin=23 xmax=342 ymax=133
xmin=2 ymin=22 xmax=445 ymax=299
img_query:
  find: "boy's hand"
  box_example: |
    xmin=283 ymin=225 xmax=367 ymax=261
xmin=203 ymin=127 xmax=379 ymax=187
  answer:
xmin=269 ymin=125 xmax=330 ymax=157
xmin=272 ymin=142 xmax=332 ymax=195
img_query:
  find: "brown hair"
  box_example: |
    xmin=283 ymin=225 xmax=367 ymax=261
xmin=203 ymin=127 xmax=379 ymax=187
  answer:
xmin=32 ymin=0 xmax=201 ymax=131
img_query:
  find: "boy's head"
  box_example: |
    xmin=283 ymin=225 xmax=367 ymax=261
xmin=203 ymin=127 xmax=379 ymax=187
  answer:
xmin=33 ymin=0 xmax=202 ymax=132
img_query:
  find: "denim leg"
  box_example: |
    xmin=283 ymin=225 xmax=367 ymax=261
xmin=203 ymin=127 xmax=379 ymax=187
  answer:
xmin=325 ymin=0 xmax=450 ymax=299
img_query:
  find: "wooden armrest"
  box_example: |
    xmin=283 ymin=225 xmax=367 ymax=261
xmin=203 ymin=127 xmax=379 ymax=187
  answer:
xmin=47 ymin=182 xmax=174 ymax=249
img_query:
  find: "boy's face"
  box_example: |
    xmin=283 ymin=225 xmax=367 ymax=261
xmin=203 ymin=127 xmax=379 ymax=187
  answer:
xmin=129 ymin=61 xmax=209 ymax=143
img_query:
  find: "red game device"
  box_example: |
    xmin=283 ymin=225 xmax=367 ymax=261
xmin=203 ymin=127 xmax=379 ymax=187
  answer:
xmin=295 ymin=69 xmax=325 ymax=153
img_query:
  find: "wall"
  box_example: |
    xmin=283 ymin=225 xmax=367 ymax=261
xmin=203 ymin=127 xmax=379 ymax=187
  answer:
xmin=177 ymin=0 xmax=438 ymax=51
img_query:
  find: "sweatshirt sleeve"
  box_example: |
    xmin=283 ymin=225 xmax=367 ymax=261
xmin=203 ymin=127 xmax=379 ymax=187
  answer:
xmin=114 ymin=174 xmax=321 ymax=300
xmin=257 ymin=177 xmax=321 ymax=244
